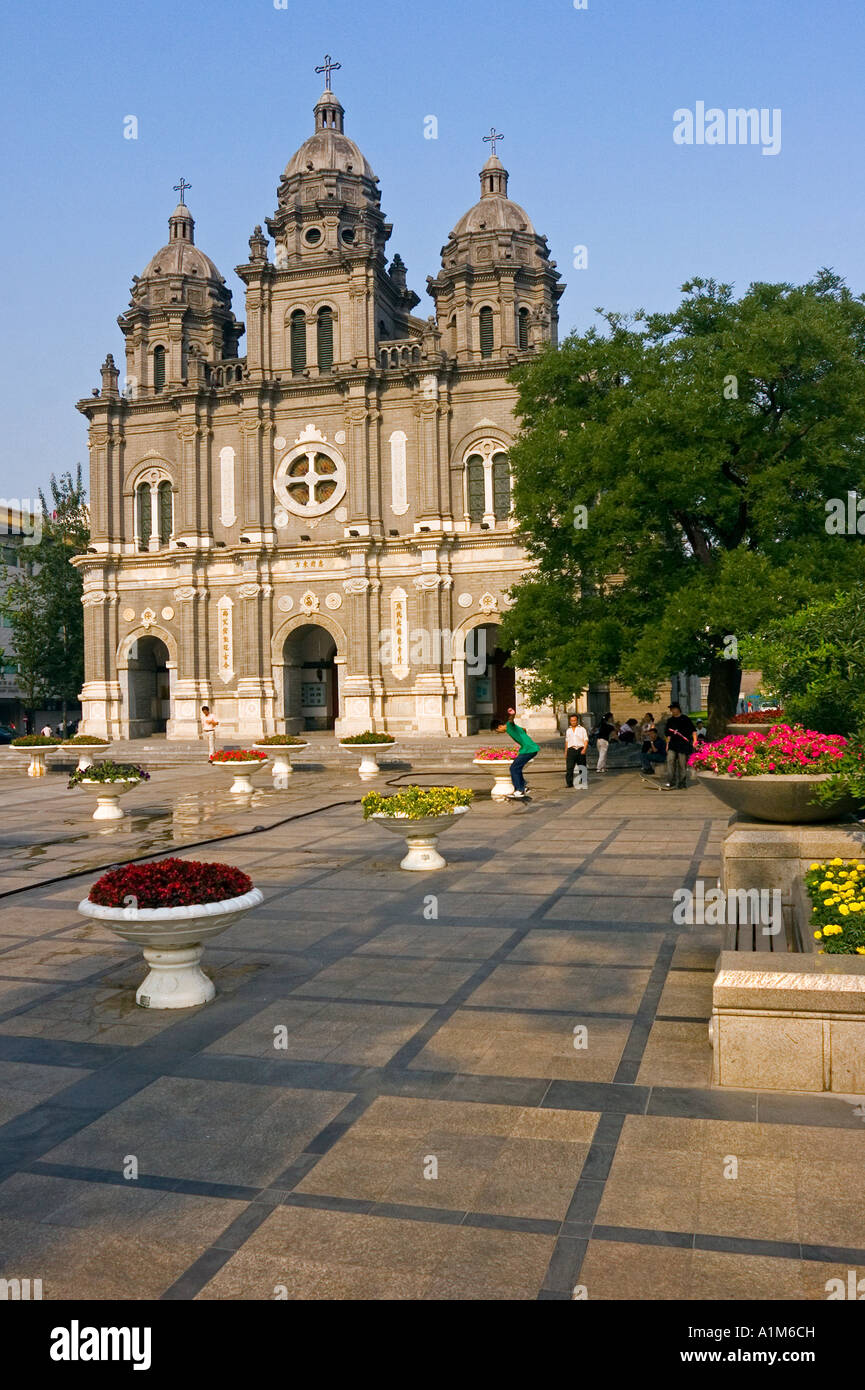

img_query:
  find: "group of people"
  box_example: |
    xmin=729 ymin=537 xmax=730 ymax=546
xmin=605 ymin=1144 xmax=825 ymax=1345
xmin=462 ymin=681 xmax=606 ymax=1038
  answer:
xmin=586 ymin=706 xmax=706 ymax=787
xmin=488 ymin=702 xmax=706 ymax=801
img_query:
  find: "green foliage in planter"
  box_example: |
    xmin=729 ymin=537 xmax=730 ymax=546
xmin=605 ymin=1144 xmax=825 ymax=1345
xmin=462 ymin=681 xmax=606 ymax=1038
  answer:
xmin=68 ymin=760 xmax=149 ymax=789
xmin=809 ymin=731 xmax=865 ymax=809
xmin=341 ymin=731 xmax=395 ymax=745
xmin=739 ymin=586 xmax=865 ymax=736
xmin=254 ymin=735 xmax=306 ymax=745
xmin=11 ymin=735 xmax=62 ymax=746
xmin=804 ymin=858 xmax=865 ymax=954
xmin=65 ymin=735 xmax=109 ymax=745
xmin=362 ymin=786 xmax=473 ymax=819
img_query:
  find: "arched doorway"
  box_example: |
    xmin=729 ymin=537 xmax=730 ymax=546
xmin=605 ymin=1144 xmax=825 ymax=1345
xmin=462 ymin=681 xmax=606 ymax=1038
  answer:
xmin=126 ymin=636 xmax=171 ymax=736
xmin=283 ymin=624 xmax=338 ymax=731
xmin=464 ymin=622 xmax=516 ymax=731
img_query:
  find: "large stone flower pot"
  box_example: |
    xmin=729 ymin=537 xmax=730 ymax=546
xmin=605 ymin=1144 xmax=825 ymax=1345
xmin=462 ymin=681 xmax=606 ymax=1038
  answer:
xmin=211 ymin=758 xmax=267 ymax=795
xmin=77 ymin=777 xmax=142 ymax=820
xmin=252 ymin=743 xmax=308 ymax=783
xmin=696 ymin=771 xmax=857 ymax=825
xmin=77 ymin=888 xmax=264 ymax=1008
xmin=63 ymin=742 xmax=111 ymax=773
xmin=472 ymin=757 xmax=514 ymax=801
xmin=371 ymin=805 xmax=469 ymax=870
xmin=15 ymin=746 xmax=57 ymax=777
xmin=340 ymin=742 xmax=395 ymax=780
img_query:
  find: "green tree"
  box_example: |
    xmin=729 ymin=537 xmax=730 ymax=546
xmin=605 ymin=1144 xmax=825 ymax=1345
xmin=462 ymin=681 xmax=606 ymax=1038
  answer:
xmin=1 ymin=468 xmax=89 ymax=727
xmin=501 ymin=272 xmax=865 ymax=737
xmin=739 ymin=586 xmax=865 ymax=735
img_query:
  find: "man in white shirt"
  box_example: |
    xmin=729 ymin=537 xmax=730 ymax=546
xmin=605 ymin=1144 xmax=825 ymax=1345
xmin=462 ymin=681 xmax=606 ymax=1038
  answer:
xmin=565 ymin=713 xmax=589 ymax=787
xmin=201 ymin=705 xmax=219 ymax=757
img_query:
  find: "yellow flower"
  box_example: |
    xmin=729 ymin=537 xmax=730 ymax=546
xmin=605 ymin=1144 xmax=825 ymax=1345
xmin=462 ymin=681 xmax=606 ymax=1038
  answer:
xmin=809 ymin=862 xmax=820 ymax=871
xmin=832 ymin=858 xmax=843 ymax=866
xmin=840 ymin=906 xmax=849 ymax=915
xmin=857 ymin=948 xmax=865 ymax=956
xmin=814 ymin=930 xmax=822 ymax=939
xmin=819 ymin=881 xmax=832 ymax=890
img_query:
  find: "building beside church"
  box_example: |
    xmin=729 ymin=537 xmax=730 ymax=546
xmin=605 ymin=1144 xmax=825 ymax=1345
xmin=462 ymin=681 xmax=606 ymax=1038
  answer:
xmin=75 ymin=68 xmax=565 ymax=739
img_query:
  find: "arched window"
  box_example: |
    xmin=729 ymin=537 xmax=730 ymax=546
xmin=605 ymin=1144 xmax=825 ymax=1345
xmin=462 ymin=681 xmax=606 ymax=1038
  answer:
xmin=467 ymin=456 xmax=485 ymax=521
xmin=479 ymin=306 xmax=494 ymax=359
xmin=492 ymin=454 xmax=511 ymax=520
xmin=317 ymin=307 xmax=333 ymax=373
xmin=290 ymin=311 xmax=307 ymax=373
xmin=517 ymin=307 xmax=530 ymax=350
xmin=158 ymin=481 xmax=173 ymax=546
xmin=136 ymin=483 xmax=152 ymax=550
xmin=152 ymin=344 xmax=166 ymax=393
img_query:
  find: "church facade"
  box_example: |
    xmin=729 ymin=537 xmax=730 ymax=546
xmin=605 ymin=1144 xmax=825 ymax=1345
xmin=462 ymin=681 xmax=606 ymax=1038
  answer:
xmin=75 ymin=70 xmax=565 ymax=739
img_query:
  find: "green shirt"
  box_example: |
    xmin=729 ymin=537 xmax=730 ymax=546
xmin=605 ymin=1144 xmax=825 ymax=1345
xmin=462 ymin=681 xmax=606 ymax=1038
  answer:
xmin=506 ymin=720 xmax=539 ymax=755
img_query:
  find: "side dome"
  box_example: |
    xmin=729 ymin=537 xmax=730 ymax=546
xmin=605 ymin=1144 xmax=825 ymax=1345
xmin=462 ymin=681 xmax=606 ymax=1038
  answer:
xmin=138 ymin=204 xmax=226 ymax=286
xmin=449 ymin=155 xmax=535 ymax=237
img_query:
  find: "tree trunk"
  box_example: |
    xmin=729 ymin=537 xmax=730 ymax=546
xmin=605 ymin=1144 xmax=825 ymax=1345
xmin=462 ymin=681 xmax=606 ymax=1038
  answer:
xmin=706 ymin=657 xmax=742 ymax=741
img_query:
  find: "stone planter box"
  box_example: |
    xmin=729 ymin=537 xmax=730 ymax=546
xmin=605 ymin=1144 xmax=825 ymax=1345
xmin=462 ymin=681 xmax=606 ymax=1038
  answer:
xmin=371 ymin=806 xmax=469 ymax=870
xmin=697 ymin=770 xmax=857 ymax=824
xmin=78 ymin=887 xmax=263 ymax=1008
xmin=252 ymin=743 xmax=308 ymax=782
xmin=712 ymin=948 xmax=865 ymax=1092
xmin=339 ymin=742 xmax=395 ymax=780
xmin=721 ymin=816 xmax=865 ymax=916
xmin=472 ymin=758 xmax=514 ymax=801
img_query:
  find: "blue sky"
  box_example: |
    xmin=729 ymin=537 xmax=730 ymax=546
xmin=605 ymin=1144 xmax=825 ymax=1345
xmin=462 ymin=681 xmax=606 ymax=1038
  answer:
xmin=1 ymin=0 xmax=863 ymax=499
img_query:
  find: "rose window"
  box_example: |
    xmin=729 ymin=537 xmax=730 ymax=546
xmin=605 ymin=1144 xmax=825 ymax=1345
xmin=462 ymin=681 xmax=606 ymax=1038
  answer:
xmin=275 ymin=443 xmax=346 ymax=518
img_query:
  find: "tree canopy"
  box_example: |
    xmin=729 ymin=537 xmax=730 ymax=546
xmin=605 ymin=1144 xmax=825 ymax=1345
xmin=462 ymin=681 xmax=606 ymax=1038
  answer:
xmin=0 ymin=468 xmax=89 ymax=718
xmin=500 ymin=272 xmax=865 ymax=735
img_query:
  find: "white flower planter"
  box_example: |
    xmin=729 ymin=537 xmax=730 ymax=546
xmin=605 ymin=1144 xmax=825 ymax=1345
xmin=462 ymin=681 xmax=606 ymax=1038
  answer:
xmin=339 ymin=741 xmax=396 ymax=780
xmin=472 ymin=757 xmax=515 ymax=801
xmin=15 ymin=746 xmax=57 ymax=777
xmin=371 ymin=805 xmax=469 ymax=870
xmin=211 ymin=757 xmax=268 ymax=795
xmin=63 ymin=742 xmax=111 ymax=773
xmin=77 ymin=777 xmax=143 ymax=820
xmin=252 ymin=743 xmax=308 ymax=783
xmin=77 ymin=887 xmax=264 ymax=1008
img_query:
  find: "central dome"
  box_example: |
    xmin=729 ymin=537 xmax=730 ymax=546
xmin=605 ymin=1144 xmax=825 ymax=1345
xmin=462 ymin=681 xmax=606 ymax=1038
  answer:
xmin=283 ymin=89 xmax=376 ymax=182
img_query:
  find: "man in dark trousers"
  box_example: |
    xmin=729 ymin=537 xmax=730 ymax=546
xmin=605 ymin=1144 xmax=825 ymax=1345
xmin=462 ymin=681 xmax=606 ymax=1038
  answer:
xmin=662 ymin=703 xmax=697 ymax=789
xmin=493 ymin=707 xmax=539 ymax=800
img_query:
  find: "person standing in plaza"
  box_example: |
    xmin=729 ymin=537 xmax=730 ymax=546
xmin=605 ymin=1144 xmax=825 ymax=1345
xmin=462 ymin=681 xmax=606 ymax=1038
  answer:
xmin=493 ymin=707 xmax=539 ymax=800
xmin=595 ymin=711 xmax=616 ymax=774
xmin=201 ymin=705 xmax=219 ymax=757
xmin=565 ymin=713 xmax=588 ymax=788
xmin=662 ymin=702 xmax=697 ymax=789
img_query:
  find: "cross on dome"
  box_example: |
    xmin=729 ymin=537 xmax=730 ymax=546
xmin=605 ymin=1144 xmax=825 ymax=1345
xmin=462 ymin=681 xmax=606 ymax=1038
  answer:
xmin=173 ymin=177 xmax=192 ymax=206
xmin=483 ymin=128 xmax=504 ymax=158
xmin=315 ymin=54 xmax=341 ymax=89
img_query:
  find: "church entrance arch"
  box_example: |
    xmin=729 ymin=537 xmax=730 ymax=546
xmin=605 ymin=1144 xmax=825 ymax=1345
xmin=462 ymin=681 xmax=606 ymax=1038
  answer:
xmin=456 ymin=620 xmax=516 ymax=733
xmin=282 ymin=624 xmax=338 ymax=731
xmin=125 ymin=635 xmax=172 ymax=736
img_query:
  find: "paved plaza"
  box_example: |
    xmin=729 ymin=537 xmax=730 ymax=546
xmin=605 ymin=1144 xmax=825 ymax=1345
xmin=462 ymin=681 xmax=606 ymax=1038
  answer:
xmin=0 ymin=744 xmax=863 ymax=1301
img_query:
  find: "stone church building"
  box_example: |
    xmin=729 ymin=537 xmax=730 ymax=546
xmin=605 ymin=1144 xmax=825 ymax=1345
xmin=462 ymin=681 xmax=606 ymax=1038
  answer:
xmin=75 ymin=69 xmax=565 ymax=739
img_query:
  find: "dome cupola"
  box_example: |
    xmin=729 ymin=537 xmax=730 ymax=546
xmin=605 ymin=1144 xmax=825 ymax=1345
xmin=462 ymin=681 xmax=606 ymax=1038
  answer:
xmin=428 ymin=128 xmax=564 ymax=363
xmin=118 ymin=181 xmax=243 ymax=394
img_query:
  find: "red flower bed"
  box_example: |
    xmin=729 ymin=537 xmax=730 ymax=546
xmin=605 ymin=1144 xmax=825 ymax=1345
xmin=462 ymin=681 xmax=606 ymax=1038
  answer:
xmin=209 ymin=749 xmax=267 ymax=763
xmin=88 ymin=857 xmax=253 ymax=909
xmin=728 ymin=708 xmax=785 ymax=724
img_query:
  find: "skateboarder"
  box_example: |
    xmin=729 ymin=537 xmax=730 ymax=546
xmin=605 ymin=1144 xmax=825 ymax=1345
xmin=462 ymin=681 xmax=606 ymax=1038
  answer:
xmin=492 ymin=707 xmax=539 ymax=800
